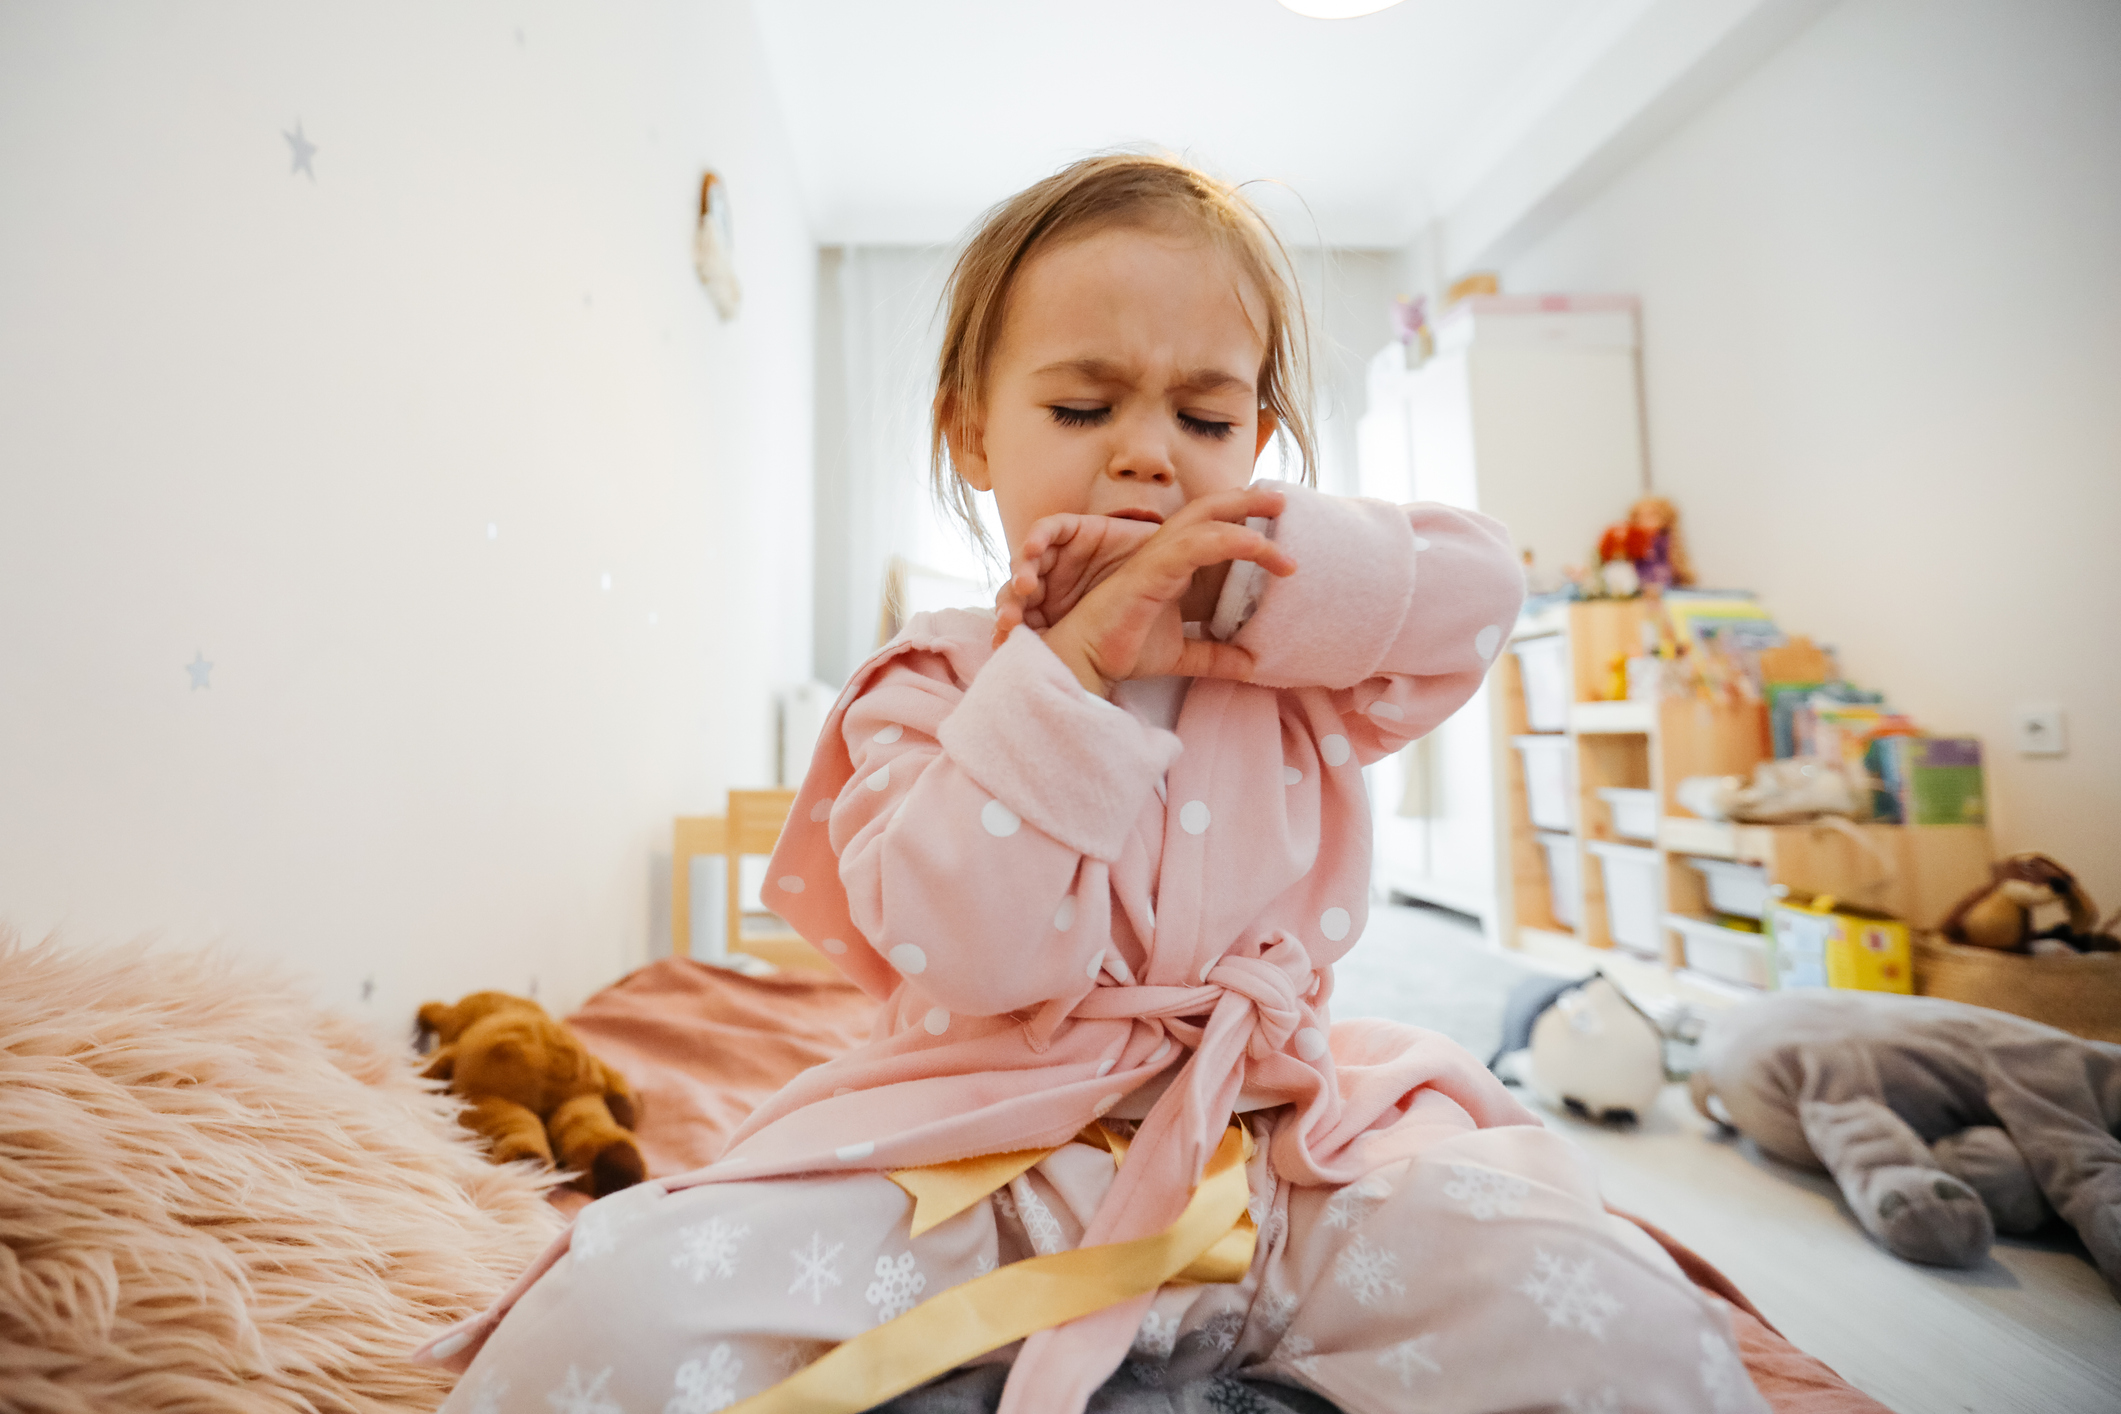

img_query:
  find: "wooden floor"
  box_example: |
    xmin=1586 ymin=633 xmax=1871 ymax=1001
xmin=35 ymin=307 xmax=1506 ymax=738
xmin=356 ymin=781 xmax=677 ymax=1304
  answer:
xmin=1340 ymin=905 xmax=2121 ymax=1414
xmin=1548 ymin=1085 xmax=2121 ymax=1414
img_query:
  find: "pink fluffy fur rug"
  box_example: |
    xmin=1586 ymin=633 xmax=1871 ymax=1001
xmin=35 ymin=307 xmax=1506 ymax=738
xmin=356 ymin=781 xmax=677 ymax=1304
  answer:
xmin=0 ymin=938 xmax=564 ymax=1412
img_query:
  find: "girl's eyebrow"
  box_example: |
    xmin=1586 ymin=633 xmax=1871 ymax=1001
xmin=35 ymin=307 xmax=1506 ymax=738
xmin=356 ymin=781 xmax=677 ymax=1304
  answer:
xmin=1031 ymin=356 xmax=1253 ymax=396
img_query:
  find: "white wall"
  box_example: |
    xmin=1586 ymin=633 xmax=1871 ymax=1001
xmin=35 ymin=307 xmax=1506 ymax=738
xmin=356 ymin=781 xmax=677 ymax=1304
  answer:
xmin=1499 ymin=0 xmax=2121 ymax=911
xmin=0 ymin=2 xmax=816 ymax=1022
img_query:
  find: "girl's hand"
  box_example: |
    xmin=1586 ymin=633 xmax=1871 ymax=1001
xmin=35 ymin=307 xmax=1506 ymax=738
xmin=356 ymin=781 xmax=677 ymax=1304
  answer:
xmin=992 ymin=513 xmax=1160 ymax=647
xmin=1038 ymin=485 xmax=1295 ymax=696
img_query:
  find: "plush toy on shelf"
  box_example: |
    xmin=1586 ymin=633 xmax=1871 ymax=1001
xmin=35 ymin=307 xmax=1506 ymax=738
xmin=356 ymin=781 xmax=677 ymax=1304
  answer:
xmin=1585 ymin=495 xmax=1696 ymax=597
xmin=417 ymin=991 xmax=646 ymax=1196
xmin=1690 ymin=989 xmax=2121 ymax=1298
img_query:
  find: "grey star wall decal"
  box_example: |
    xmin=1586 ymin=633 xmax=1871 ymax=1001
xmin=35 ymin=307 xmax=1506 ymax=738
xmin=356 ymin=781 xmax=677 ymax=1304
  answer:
xmin=284 ymin=121 xmax=317 ymax=180
xmin=186 ymin=651 xmax=213 ymax=690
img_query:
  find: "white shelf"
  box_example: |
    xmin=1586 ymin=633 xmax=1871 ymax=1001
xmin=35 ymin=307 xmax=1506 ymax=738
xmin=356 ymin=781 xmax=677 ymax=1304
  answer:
xmin=1659 ymin=815 xmax=1742 ymax=858
xmin=1569 ymin=700 xmax=1654 ymax=734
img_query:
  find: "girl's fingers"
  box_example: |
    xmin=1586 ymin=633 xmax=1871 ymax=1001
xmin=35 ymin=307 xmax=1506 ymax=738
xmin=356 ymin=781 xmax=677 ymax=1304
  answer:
xmin=1148 ymin=521 xmax=1297 ymax=581
xmin=991 ymin=594 xmax=1023 ymax=647
xmin=1165 ymin=484 xmax=1288 ymax=531
xmin=1172 ymin=636 xmax=1258 ymax=683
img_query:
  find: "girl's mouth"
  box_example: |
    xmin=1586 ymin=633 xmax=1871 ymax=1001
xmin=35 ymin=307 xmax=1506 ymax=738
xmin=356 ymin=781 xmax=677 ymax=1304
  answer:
xmin=1108 ymin=509 xmax=1165 ymax=524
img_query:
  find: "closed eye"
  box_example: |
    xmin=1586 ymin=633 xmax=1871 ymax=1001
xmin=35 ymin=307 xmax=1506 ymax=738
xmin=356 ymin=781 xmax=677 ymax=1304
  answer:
xmin=1179 ymin=413 xmax=1237 ymax=441
xmin=1049 ymin=405 xmax=1110 ymax=428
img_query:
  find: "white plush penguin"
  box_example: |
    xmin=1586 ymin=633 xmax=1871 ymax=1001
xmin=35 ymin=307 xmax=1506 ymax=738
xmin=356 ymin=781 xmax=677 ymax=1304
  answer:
xmin=1494 ymin=973 xmax=1668 ymax=1123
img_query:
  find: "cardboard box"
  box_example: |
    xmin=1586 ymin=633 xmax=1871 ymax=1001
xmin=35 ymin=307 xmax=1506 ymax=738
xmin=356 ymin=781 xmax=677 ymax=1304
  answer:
xmin=1769 ymin=895 xmax=1914 ymax=993
xmin=1867 ymin=735 xmax=1987 ymax=825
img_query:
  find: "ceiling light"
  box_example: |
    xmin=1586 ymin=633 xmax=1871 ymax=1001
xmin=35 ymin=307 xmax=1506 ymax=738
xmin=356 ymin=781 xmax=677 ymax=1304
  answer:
xmin=1277 ymin=0 xmax=1408 ymax=16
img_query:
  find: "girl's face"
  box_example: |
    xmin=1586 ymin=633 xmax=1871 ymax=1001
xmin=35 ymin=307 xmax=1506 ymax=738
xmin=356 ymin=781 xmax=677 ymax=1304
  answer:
xmin=950 ymin=225 xmax=1279 ymax=554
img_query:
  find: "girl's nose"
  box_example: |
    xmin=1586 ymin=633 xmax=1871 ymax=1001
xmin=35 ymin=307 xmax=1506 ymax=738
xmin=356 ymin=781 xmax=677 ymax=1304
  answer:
xmin=1107 ymin=427 xmax=1176 ymax=487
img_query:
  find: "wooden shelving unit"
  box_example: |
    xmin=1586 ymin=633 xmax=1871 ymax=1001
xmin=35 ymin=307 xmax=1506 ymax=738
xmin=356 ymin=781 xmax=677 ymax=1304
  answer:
xmin=1497 ymin=600 xmax=1995 ymax=1000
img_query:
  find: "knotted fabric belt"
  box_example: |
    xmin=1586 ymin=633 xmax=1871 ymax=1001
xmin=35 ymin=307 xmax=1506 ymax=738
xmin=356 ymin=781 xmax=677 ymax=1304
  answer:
xmin=724 ymin=1121 xmax=1256 ymax=1414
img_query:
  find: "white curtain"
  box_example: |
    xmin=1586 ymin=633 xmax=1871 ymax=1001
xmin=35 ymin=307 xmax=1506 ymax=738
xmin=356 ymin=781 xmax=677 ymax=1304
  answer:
xmin=814 ymin=245 xmax=1002 ymax=686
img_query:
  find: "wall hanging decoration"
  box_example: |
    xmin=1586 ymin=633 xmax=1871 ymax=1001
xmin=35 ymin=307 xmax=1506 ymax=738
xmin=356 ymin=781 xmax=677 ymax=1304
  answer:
xmin=694 ymin=171 xmax=740 ymax=321
xmin=283 ymin=121 xmax=317 ymax=180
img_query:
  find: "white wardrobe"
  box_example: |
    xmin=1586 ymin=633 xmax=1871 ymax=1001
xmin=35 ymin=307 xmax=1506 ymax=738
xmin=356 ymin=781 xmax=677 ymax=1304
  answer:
xmin=1359 ymin=297 xmax=1648 ymax=944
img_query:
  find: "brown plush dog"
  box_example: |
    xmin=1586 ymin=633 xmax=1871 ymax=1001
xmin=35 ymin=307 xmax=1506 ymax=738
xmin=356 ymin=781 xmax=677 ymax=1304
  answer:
xmin=1942 ymin=853 xmax=2117 ymax=954
xmin=417 ymin=991 xmax=645 ymax=1197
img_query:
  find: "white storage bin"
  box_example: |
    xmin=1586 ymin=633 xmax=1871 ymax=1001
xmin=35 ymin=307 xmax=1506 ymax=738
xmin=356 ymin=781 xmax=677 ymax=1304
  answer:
xmin=1513 ymin=735 xmax=1574 ymax=832
xmin=1684 ymin=857 xmax=1774 ymax=920
xmin=1534 ymin=832 xmax=1580 ymax=929
xmin=1509 ymin=634 xmax=1571 ymax=732
xmin=1666 ymin=914 xmax=1773 ymax=989
xmin=1586 ymin=840 xmax=1663 ymax=955
xmin=1597 ymin=787 xmax=1659 ymax=842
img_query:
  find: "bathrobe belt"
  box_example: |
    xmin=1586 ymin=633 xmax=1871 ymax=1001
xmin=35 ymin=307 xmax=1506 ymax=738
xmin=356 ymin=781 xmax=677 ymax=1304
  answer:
xmin=725 ymin=1120 xmax=1258 ymax=1414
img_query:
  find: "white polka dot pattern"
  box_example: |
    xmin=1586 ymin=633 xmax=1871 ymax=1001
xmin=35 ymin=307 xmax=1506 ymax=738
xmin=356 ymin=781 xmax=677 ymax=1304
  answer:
xmin=1320 ymin=907 xmax=1352 ymax=942
xmin=1321 ymin=735 xmax=1351 ymax=767
xmin=1370 ymin=702 xmax=1404 ymax=721
xmin=865 ymin=765 xmax=891 ymax=792
xmin=873 ymin=723 xmax=904 ymax=744
xmin=1149 ymin=1037 xmax=1172 ymax=1065
xmin=887 ymin=944 xmax=928 ymax=975
xmin=980 ymin=799 xmax=1021 ymax=837
xmin=1295 ymin=1027 xmax=1328 ymax=1060
xmin=1094 ymin=1095 xmax=1121 ymax=1117
xmin=820 ymin=937 xmax=848 ymax=955
xmin=777 ymin=875 xmax=804 ymax=894
xmin=1096 ymin=1058 xmax=1115 ymax=1077
xmin=810 ymin=799 xmax=832 ymax=822
xmin=1199 ymin=957 xmax=1216 ymax=984
xmin=1053 ymin=896 xmax=1076 ymax=931
xmin=1413 ymin=535 xmax=1433 ymax=551
xmin=836 ymin=1141 xmax=874 ymax=1161
xmin=1284 ymin=765 xmax=1303 ymax=786
xmin=1179 ymin=800 xmax=1210 ymax=835
xmin=1087 ymin=950 xmax=1105 ymax=981
xmin=923 ymin=1007 xmax=950 ymax=1035
xmin=1475 ymin=624 xmax=1503 ymax=661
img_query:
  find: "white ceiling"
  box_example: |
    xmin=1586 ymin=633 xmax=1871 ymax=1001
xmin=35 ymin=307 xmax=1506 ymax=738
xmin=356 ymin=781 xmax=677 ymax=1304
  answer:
xmin=750 ymin=0 xmax=1832 ymax=259
xmin=753 ymin=0 xmax=1623 ymax=247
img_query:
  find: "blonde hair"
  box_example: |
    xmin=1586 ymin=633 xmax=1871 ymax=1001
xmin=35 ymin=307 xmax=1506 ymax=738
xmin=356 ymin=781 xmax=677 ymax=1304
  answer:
xmin=929 ymin=151 xmax=1317 ymax=564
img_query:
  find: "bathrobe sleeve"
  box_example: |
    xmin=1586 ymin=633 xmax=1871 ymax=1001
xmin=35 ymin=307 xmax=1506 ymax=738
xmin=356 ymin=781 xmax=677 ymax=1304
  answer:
xmin=1227 ymin=482 xmax=1525 ymax=767
xmin=824 ymin=625 xmax=1182 ymax=1018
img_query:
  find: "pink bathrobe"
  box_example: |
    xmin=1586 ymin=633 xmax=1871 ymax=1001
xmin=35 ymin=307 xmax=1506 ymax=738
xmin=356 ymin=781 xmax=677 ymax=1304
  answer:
xmin=423 ymin=486 xmax=1767 ymax=1414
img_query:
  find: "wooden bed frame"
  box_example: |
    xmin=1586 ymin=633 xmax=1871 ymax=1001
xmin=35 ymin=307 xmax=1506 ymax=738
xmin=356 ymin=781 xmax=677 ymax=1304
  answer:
xmin=671 ymin=789 xmax=833 ymax=971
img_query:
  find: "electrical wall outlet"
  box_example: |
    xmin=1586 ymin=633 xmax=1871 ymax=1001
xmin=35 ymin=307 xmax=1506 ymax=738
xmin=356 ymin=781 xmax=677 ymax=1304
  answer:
xmin=2013 ymin=703 xmax=2067 ymax=757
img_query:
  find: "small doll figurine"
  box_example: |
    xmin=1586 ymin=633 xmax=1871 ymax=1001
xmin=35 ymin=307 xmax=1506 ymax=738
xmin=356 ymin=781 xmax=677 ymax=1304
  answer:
xmin=1597 ymin=496 xmax=1695 ymax=592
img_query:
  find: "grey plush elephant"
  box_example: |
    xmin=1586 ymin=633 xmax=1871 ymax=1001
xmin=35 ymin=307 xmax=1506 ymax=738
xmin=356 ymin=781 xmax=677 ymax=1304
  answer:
xmin=1690 ymin=988 xmax=2121 ymax=1298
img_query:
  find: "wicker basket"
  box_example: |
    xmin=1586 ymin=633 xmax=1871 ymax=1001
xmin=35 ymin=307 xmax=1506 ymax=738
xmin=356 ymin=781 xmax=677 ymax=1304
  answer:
xmin=1913 ymin=933 xmax=2121 ymax=1042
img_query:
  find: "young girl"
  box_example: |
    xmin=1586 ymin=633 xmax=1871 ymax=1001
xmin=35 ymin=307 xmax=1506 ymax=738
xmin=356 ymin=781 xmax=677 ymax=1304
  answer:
xmin=421 ymin=155 xmax=1766 ymax=1414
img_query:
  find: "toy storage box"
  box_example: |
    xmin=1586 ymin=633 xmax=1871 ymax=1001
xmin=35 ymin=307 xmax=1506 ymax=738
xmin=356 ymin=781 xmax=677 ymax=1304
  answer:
xmin=1597 ymin=788 xmax=1658 ymax=842
xmin=1768 ymin=896 xmax=1912 ymax=993
xmin=1586 ymin=840 xmax=1662 ymax=956
xmin=1513 ymin=736 xmax=1574 ymax=832
xmin=1535 ymin=832 xmax=1580 ymax=929
xmin=1509 ymin=635 xmax=1571 ymax=732
xmin=1666 ymin=914 xmax=1774 ymax=989
xmin=1683 ymin=857 xmax=1773 ymax=919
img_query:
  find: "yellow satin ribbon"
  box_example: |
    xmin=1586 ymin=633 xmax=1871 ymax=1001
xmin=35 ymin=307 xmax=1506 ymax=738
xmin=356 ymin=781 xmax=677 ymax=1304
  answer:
xmin=726 ymin=1123 xmax=1256 ymax=1414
